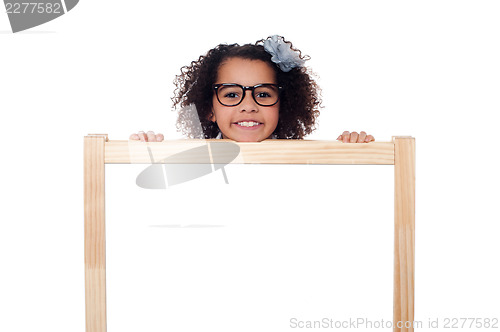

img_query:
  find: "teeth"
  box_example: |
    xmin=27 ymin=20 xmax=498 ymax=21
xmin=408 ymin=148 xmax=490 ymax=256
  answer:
xmin=237 ymin=121 xmax=260 ymax=127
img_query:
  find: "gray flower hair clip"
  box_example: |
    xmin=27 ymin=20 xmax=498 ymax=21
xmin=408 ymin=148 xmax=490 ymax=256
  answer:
xmin=263 ymin=35 xmax=307 ymax=72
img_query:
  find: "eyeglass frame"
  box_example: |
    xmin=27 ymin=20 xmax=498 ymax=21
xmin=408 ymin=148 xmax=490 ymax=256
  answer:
xmin=212 ymin=83 xmax=283 ymax=107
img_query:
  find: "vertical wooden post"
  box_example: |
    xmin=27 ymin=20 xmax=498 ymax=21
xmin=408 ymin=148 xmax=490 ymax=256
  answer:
xmin=84 ymin=134 xmax=108 ymax=332
xmin=393 ymin=136 xmax=416 ymax=332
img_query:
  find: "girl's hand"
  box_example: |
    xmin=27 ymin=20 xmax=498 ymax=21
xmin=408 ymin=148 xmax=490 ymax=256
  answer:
xmin=337 ymin=131 xmax=375 ymax=143
xmin=129 ymin=131 xmax=164 ymax=142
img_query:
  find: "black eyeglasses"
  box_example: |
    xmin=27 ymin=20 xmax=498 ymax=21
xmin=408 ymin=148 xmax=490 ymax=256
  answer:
xmin=213 ymin=83 xmax=283 ymax=107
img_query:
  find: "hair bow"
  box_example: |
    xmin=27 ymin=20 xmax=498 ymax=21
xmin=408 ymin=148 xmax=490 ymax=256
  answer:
xmin=263 ymin=35 xmax=306 ymax=72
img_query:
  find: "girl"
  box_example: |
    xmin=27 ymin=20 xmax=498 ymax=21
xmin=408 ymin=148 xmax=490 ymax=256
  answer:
xmin=130 ymin=35 xmax=374 ymax=143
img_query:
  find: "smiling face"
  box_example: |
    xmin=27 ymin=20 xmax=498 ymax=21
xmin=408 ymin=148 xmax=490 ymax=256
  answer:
xmin=210 ymin=57 xmax=280 ymax=142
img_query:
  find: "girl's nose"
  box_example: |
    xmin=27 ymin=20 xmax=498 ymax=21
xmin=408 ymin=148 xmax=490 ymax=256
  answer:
xmin=238 ymin=90 xmax=258 ymax=112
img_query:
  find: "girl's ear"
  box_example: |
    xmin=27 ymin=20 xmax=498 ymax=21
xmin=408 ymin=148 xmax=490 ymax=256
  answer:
xmin=209 ymin=109 xmax=216 ymax=122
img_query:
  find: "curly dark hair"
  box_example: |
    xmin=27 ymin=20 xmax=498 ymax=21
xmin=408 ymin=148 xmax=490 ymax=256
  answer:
xmin=172 ymin=36 xmax=322 ymax=139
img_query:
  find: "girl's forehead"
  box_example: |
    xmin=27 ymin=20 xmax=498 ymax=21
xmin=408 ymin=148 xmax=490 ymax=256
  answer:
xmin=216 ymin=57 xmax=277 ymax=85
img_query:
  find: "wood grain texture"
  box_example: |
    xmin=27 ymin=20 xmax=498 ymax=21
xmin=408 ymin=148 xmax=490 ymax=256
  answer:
xmin=105 ymin=139 xmax=395 ymax=165
xmin=393 ymin=137 xmax=416 ymax=332
xmin=84 ymin=135 xmax=107 ymax=332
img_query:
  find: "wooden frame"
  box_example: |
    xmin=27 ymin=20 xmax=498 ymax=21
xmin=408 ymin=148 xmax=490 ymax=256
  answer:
xmin=84 ymin=134 xmax=415 ymax=332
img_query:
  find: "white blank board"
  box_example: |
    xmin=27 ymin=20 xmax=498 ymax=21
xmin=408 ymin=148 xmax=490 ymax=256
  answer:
xmin=105 ymin=163 xmax=394 ymax=332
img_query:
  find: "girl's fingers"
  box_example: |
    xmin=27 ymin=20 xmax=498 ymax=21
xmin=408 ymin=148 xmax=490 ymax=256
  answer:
xmin=146 ymin=131 xmax=156 ymax=142
xmin=342 ymin=131 xmax=350 ymax=143
xmin=137 ymin=131 xmax=147 ymax=142
xmin=358 ymin=131 xmax=367 ymax=143
xmin=337 ymin=131 xmax=374 ymax=143
xmin=337 ymin=131 xmax=351 ymax=142
xmin=130 ymin=131 xmax=164 ymax=142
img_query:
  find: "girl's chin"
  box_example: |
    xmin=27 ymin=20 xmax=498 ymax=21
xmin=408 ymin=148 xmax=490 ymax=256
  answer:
xmin=222 ymin=133 xmax=268 ymax=142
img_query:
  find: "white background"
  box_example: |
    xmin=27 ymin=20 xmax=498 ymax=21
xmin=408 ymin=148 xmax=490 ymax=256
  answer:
xmin=1 ymin=0 xmax=499 ymax=331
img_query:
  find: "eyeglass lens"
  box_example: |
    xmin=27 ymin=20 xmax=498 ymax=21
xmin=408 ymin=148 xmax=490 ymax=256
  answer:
xmin=217 ymin=85 xmax=279 ymax=106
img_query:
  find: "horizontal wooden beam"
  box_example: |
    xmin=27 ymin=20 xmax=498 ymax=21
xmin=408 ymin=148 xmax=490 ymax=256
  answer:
xmin=104 ymin=139 xmax=396 ymax=165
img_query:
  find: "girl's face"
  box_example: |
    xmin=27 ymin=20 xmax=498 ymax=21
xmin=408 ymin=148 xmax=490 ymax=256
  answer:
xmin=210 ymin=57 xmax=280 ymax=142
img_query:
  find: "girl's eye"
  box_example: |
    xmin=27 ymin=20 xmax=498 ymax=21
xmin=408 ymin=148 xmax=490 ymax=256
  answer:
xmin=224 ymin=92 xmax=240 ymax=99
xmin=254 ymin=86 xmax=278 ymax=100
xmin=256 ymin=92 xmax=271 ymax=98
